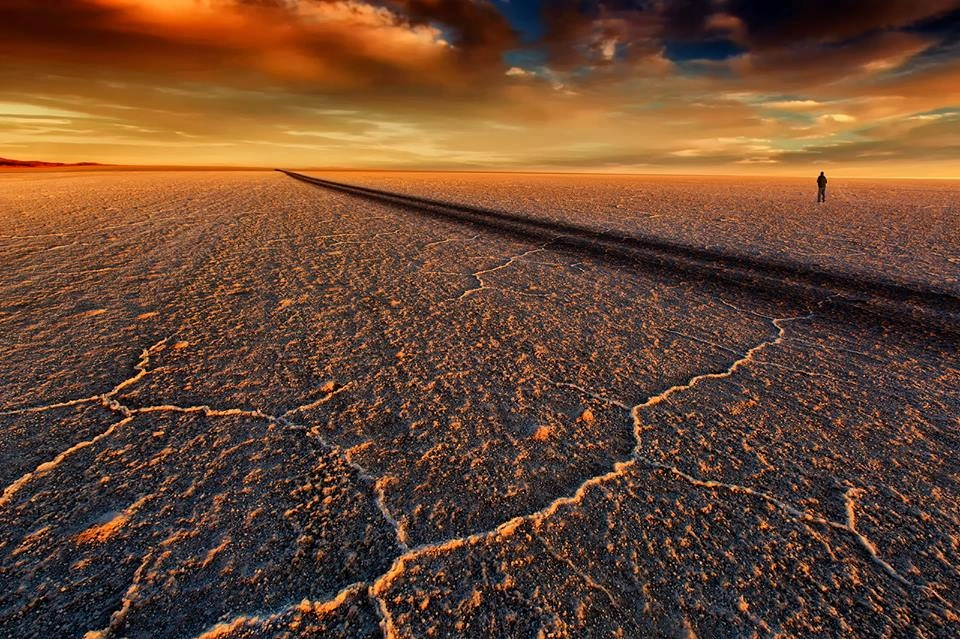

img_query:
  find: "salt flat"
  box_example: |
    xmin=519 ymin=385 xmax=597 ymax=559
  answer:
xmin=0 ymin=170 xmax=957 ymax=638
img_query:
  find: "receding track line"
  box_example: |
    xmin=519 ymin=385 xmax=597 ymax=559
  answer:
xmin=278 ymin=169 xmax=960 ymax=331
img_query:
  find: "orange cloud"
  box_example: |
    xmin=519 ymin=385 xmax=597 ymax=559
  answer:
xmin=0 ymin=0 xmax=503 ymax=90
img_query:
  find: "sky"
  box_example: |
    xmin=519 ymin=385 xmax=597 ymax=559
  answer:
xmin=1 ymin=0 xmax=959 ymax=176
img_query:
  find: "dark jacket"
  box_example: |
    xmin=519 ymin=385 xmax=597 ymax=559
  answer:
xmin=817 ymin=174 xmax=828 ymax=187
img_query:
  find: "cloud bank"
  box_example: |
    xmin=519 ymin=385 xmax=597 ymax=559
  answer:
xmin=1 ymin=0 xmax=958 ymax=175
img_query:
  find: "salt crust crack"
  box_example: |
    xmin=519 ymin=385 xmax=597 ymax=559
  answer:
xmin=5 ymin=298 xmax=954 ymax=639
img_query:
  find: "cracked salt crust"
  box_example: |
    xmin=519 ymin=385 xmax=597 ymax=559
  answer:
xmin=1 ymin=170 xmax=957 ymax=638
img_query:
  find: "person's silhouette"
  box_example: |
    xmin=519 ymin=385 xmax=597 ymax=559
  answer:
xmin=817 ymin=171 xmax=828 ymax=203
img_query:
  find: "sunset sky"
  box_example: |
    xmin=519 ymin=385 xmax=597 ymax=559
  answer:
xmin=2 ymin=0 xmax=959 ymax=176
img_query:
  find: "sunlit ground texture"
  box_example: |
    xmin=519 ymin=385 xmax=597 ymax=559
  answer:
xmin=0 ymin=170 xmax=958 ymax=638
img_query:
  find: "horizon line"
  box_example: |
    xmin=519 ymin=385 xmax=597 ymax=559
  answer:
xmin=3 ymin=162 xmax=960 ymax=181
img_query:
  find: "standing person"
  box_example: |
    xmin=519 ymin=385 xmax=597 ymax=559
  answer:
xmin=817 ymin=171 xmax=828 ymax=203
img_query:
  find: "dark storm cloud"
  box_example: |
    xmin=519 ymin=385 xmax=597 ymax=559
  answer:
xmin=383 ymin=0 xmax=518 ymax=61
xmin=527 ymin=0 xmax=960 ymax=71
xmin=535 ymin=0 xmax=662 ymax=68
xmin=659 ymin=0 xmax=715 ymax=38
xmin=730 ymin=31 xmax=936 ymax=86
xmin=726 ymin=0 xmax=960 ymax=47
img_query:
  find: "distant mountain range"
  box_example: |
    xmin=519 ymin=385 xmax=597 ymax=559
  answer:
xmin=0 ymin=158 xmax=102 ymax=168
